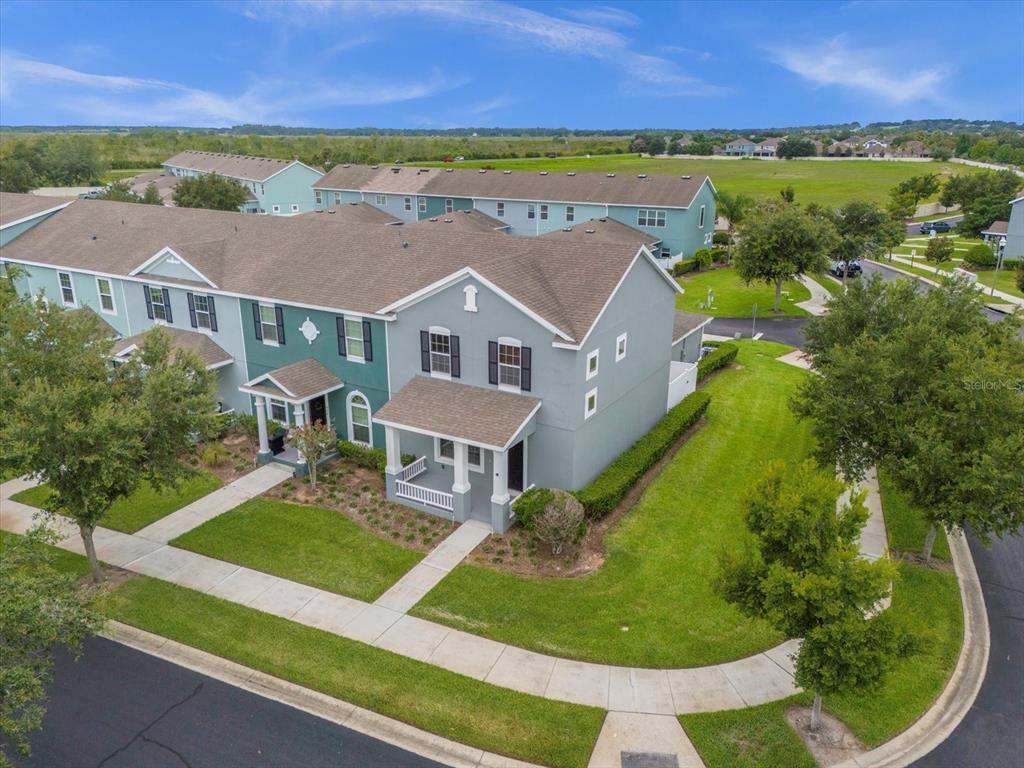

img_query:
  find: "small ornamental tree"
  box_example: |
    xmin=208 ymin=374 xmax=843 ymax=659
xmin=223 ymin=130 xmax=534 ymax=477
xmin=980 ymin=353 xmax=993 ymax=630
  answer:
xmin=141 ymin=182 xmax=163 ymax=205
xmin=291 ymin=420 xmax=336 ymax=490
xmin=1 ymin=295 xmax=218 ymax=581
xmin=0 ymin=524 xmax=102 ymax=763
xmin=534 ymin=490 xmax=587 ymax=555
xmin=173 ymin=172 xmax=250 ymax=211
xmin=924 ymin=236 xmax=954 ymax=264
xmin=717 ymin=460 xmax=905 ymax=732
xmin=97 ymin=180 xmax=141 ymax=203
xmin=879 ymin=217 xmax=906 ymax=261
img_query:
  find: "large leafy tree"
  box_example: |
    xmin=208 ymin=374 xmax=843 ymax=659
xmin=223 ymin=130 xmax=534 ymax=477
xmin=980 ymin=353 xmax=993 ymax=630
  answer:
xmin=172 ymin=173 xmax=250 ymax=211
xmin=1 ymin=526 xmax=102 ymax=765
xmin=828 ymin=199 xmax=888 ymax=280
xmin=1 ymin=290 xmax=218 ymax=581
xmin=777 ymin=137 xmax=817 ymax=159
xmin=718 ymin=460 xmax=905 ymax=731
xmin=793 ymin=275 xmax=1024 ymax=560
xmin=733 ymin=201 xmax=836 ymax=312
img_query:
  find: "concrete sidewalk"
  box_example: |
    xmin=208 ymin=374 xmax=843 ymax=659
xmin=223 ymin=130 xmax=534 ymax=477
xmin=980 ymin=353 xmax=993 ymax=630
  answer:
xmin=797 ymin=274 xmax=833 ymax=316
xmin=886 ymin=255 xmax=1023 ymax=308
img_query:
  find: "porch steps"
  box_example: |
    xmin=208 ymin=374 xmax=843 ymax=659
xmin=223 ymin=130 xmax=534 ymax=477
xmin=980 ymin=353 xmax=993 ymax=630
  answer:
xmin=373 ymin=520 xmax=491 ymax=614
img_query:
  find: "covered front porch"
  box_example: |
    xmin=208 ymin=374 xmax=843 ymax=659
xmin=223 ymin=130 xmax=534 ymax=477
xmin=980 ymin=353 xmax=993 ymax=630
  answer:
xmin=374 ymin=376 xmax=541 ymax=533
xmin=238 ymin=358 xmax=344 ymax=472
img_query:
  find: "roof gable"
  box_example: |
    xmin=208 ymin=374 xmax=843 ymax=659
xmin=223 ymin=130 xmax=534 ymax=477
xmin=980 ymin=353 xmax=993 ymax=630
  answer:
xmin=129 ymin=247 xmax=218 ymax=288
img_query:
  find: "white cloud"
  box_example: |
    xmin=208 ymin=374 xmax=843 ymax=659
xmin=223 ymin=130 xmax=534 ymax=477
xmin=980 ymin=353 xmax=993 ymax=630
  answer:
xmin=0 ymin=51 xmax=459 ymax=125
xmin=563 ymin=5 xmax=640 ymax=28
xmin=242 ymin=0 xmax=721 ymax=96
xmin=768 ymin=37 xmax=948 ymax=104
xmin=467 ymin=95 xmax=514 ymax=116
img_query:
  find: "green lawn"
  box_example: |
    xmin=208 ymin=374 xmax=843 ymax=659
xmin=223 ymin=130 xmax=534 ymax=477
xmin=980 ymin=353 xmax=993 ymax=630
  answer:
xmin=421 ymin=155 xmax=984 ymax=207
xmin=682 ymin=697 xmax=816 ymax=768
xmin=882 ymin=257 xmax=1024 ymax=300
xmin=0 ymin=529 xmax=91 ymax=578
xmin=11 ymin=472 xmax=223 ymax=534
xmin=676 ymin=267 xmax=811 ymax=318
xmin=412 ymin=341 xmax=812 ymax=667
xmin=171 ymin=498 xmax=423 ymax=602
xmin=810 ymin=273 xmax=844 ymax=297
xmin=100 ymin=167 xmax=163 ymax=183
xmin=101 ymin=576 xmax=604 ymax=768
xmin=877 ymin=468 xmax=950 ymax=561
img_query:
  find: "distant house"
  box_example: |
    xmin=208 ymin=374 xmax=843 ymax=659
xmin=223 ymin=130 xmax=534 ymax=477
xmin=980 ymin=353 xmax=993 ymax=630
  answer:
xmin=161 ymin=151 xmax=324 ymax=215
xmin=892 ymin=140 xmax=930 ymax=158
xmin=724 ymin=138 xmax=756 ymax=156
xmin=125 ymin=171 xmax=179 ymax=205
xmin=752 ymin=137 xmax=781 ymax=158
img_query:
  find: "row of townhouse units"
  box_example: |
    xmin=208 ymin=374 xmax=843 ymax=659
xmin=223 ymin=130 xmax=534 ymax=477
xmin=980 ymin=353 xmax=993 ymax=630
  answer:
xmin=310 ymin=163 xmax=717 ymax=263
xmin=0 ymin=193 xmax=710 ymax=532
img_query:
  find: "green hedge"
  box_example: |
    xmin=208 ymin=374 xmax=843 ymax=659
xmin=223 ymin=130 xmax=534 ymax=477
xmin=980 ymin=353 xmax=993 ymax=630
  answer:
xmin=673 ymin=259 xmax=698 ymax=277
xmin=574 ymin=391 xmax=711 ymax=518
xmin=697 ymin=341 xmax=738 ymax=381
xmin=336 ymin=440 xmax=414 ymax=477
xmin=511 ymin=487 xmax=554 ymax=531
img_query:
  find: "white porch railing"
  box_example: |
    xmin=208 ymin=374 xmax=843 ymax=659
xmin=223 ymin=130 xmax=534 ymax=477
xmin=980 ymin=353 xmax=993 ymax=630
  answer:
xmin=396 ymin=479 xmax=453 ymax=512
xmin=397 ymin=456 xmax=427 ymax=482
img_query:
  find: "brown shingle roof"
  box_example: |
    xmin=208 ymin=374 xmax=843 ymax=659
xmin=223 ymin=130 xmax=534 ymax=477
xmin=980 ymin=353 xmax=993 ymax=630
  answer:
xmin=538 ymin=217 xmax=660 ymax=248
xmin=296 ymin=202 xmax=401 ymax=225
xmin=0 ymin=192 xmax=73 ymax=228
xmin=1 ymin=199 xmax=651 ymax=343
xmin=162 ymin=151 xmax=317 ymax=183
xmin=672 ymin=311 xmax=711 ymax=344
xmin=402 ymin=209 xmax=509 ymax=234
xmin=981 ymin=220 xmax=1008 ymax=235
xmin=373 ymin=376 xmax=540 ymax=450
xmin=242 ymin=358 xmax=342 ymax=402
xmin=112 ymin=326 xmax=233 ymax=369
xmin=314 ymin=164 xmax=710 ymax=209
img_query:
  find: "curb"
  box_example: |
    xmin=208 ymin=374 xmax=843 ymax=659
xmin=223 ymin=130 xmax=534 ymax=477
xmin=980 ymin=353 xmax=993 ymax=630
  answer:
xmin=101 ymin=621 xmax=544 ymax=768
xmin=831 ymin=529 xmax=990 ymax=768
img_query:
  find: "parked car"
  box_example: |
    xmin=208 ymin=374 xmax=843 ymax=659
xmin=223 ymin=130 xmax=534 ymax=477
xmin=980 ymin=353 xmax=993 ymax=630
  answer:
xmin=920 ymin=220 xmax=952 ymax=234
xmin=829 ymin=260 xmax=862 ymax=277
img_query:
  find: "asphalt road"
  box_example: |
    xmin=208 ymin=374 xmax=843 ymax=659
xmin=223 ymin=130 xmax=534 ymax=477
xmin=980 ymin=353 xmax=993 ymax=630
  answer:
xmin=11 ymin=636 xmax=447 ymax=768
xmin=910 ymin=531 xmax=1024 ymax=768
xmin=906 ymin=214 xmax=963 ymax=235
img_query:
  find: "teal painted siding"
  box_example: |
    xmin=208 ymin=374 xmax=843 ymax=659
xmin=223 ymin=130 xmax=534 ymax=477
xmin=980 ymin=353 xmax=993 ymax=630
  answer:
xmin=0 ymin=208 xmax=66 ymax=246
xmin=417 ymin=195 xmax=473 ymax=220
xmin=240 ymin=300 xmax=390 ymax=447
xmin=606 ymin=181 xmax=715 ymax=259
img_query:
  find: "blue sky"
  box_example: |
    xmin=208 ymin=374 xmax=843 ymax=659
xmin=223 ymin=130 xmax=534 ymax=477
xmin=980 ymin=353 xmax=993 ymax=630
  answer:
xmin=1 ymin=0 xmax=1021 ymax=129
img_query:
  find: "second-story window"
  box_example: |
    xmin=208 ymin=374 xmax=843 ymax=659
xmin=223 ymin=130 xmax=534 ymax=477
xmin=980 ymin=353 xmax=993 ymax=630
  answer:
xmin=254 ymin=303 xmax=281 ymax=345
xmin=188 ymin=293 xmax=217 ymax=331
xmin=527 ymin=203 xmax=536 ymax=220
xmin=420 ymin=327 xmax=460 ymax=378
xmin=565 ymin=205 xmax=575 ymax=222
xmin=489 ymin=338 xmax=531 ymax=391
xmin=315 ymin=190 xmax=323 ymax=205
xmin=496 ymin=201 xmax=505 ymax=217
xmin=430 ymin=330 xmax=451 ymax=375
xmin=145 ymin=285 xmax=171 ymax=323
xmin=375 ymin=193 xmax=387 ymax=206
xmin=404 ymin=197 xmax=412 ymax=212
xmin=539 ymin=204 xmax=549 ymax=221
xmin=334 ymin=192 xmax=343 ymax=204
xmin=96 ymin=278 xmax=115 ymax=314
xmin=418 ymin=197 xmax=426 ymax=213
xmin=445 ymin=198 xmax=454 ymax=213
xmin=343 ymin=317 xmax=365 ymax=360
xmin=699 ymin=204 xmax=706 ymax=228
xmin=637 ymin=209 xmax=667 ymax=227
xmin=58 ymin=272 xmax=76 ymax=306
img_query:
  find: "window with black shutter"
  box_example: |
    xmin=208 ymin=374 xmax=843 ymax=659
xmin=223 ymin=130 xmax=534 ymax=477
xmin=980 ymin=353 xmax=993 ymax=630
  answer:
xmin=362 ymin=320 xmax=373 ymax=362
xmin=161 ymin=288 xmax=173 ymax=324
xmin=420 ymin=331 xmax=431 ymax=372
xmin=450 ymin=335 xmax=460 ymax=378
xmin=144 ymin=285 xmax=154 ymax=319
xmin=521 ymin=346 xmax=532 ymax=391
xmin=252 ymin=302 xmax=263 ymax=341
xmin=274 ymin=306 xmax=285 ymax=344
xmin=337 ymin=317 xmax=347 ymax=356
xmin=488 ymin=340 xmax=499 ymax=385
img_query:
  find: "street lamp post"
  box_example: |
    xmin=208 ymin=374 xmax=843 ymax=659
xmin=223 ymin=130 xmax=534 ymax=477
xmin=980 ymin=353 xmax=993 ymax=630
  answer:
xmin=990 ymin=236 xmax=1007 ymax=297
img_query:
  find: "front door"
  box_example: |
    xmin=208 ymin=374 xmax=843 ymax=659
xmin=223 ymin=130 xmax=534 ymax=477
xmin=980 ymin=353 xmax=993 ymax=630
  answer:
xmin=508 ymin=439 xmax=524 ymax=493
xmin=308 ymin=395 xmax=328 ymax=426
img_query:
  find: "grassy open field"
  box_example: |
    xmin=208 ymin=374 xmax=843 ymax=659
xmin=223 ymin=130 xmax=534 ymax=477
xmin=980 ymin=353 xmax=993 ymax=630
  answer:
xmin=676 ymin=267 xmax=811 ymax=317
xmin=412 ymin=341 xmax=811 ymax=667
xmin=422 ymin=155 xmax=985 ymax=207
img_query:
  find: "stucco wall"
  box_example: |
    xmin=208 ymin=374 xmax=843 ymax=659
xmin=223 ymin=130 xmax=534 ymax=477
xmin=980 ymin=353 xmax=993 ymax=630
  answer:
xmin=1007 ymin=199 xmax=1023 ymax=260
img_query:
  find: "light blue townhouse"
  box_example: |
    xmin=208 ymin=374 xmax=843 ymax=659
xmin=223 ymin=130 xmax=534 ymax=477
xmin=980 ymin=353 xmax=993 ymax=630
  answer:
xmin=723 ymin=137 xmax=756 ymax=156
xmin=312 ymin=164 xmax=717 ymax=263
xmin=162 ymin=150 xmax=323 ymax=215
xmin=0 ymin=195 xmax=707 ymax=533
xmin=0 ymin=192 xmax=74 ymax=246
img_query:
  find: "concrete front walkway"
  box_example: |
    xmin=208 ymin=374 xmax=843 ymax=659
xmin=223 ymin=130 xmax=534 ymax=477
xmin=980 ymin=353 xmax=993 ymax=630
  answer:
xmin=589 ymin=712 xmax=705 ymax=768
xmin=796 ymin=274 xmax=833 ymax=316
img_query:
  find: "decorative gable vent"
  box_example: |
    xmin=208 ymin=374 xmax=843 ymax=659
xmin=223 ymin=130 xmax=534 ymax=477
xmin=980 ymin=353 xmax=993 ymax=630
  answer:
xmin=463 ymin=285 xmax=478 ymax=313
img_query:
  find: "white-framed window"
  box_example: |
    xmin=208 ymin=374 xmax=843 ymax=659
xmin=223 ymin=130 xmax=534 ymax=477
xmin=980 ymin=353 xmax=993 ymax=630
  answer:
xmin=149 ymin=286 xmax=168 ymax=322
xmin=565 ymin=205 xmax=575 ymax=222
xmin=193 ymin=293 xmax=213 ymax=330
xmin=539 ymin=204 xmax=549 ymax=221
xmin=496 ymin=201 xmax=505 ymax=217
xmin=343 ymin=316 xmax=365 ymax=361
xmin=445 ymin=198 xmax=454 ymax=213
xmin=584 ymin=387 xmax=598 ymax=419
xmin=435 ymin=438 xmax=483 ymax=472
xmin=291 ymin=204 xmax=299 ymax=213
xmin=527 ymin=203 xmax=536 ymax=220
xmin=347 ymin=391 xmax=372 ymax=447
xmin=418 ymin=197 xmax=426 ymax=213
xmin=267 ymin=398 xmax=287 ymax=424
xmin=498 ymin=337 xmax=522 ymax=391
xmin=586 ymin=349 xmax=599 ymax=380
xmin=272 ymin=205 xmax=281 ymax=213
xmin=375 ymin=193 xmax=387 ymax=206
xmin=429 ymin=326 xmax=452 ymax=377
xmin=616 ymin=333 xmax=628 ymax=362
xmin=259 ymin=303 xmax=279 ymax=344
xmin=637 ymin=209 xmax=667 ymax=227
xmin=96 ymin=277 xmax=115 ymax=314
xmin=57 ymin=272 xmax=76 ymax=306
xmin=404 ymin=197 xmax=412 ymax=212
xmin=334 ymin=192 xmax=343 ymax=204
xmin=699 ymin=204 xmax=706 ymax=228
xmin=315 ymin=190 xmax=323 ymax=205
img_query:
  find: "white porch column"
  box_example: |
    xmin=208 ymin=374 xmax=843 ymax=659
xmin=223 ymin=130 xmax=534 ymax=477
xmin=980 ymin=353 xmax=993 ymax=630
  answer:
xmin=384 ymin=426 xmax=402 ymax=475
xmin=491 ymin=448 xmax=509 ymax=505
xmin=254 ymin=396 xmax=270 ymax=456
xmin=452 ymin=441 xmax=471 ymax=494
xmin=293 ymin=403 xmax=306 ymax=462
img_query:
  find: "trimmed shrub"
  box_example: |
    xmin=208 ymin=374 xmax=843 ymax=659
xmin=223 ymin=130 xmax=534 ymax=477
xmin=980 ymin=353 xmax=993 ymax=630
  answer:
xmin=711 ymin=245 xmax=729 ymax=263
xmin=574 ymin=391 xmax=711 ymax=518
xmin=511 ymin=487 xmax=554 ymax=531
xmin=200 ymin=444 xmax=230 ymax=468
xmin=237 ymin=414 xmax=283 ymax=442
xmin=712 ymin=231 xmax=731 ymax=246
xmin=673 ymin=259 xmax=698 ymax=277
xmin=697 ymin=342 xmax=738 ymax=381
xmin=924 ymin=237 xmax=954 ymax=264
xmin=963 ymin=243 xmax=997 ymax=268
xmin=694 ymin=248 xmax=714 ymax=270
xmin=534 ymin=491 xmax=588 ymax=555
xmin=210 ymin=412 xmax=235 ymax=440
xmin=336 ymin=440 xmax=414 ymax=477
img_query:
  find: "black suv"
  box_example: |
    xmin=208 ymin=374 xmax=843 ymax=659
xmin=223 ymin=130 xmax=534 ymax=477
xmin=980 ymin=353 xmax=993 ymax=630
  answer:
xmin=919 ymin=220 xmax=952 ymax=234
xmin=830 ymin=260 xmax=862 ymax=277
